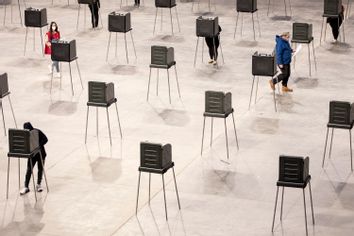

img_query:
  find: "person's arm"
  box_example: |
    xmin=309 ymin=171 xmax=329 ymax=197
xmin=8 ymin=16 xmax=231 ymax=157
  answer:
xmin=38 ymin=130 xmax=48 ymax=146
xmin=45 ymin=33 xmax=51 ymax=47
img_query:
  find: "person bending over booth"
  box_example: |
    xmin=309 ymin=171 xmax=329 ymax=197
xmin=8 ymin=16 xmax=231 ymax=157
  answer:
xmin=20 ymin=122 xmax=48 ymax=195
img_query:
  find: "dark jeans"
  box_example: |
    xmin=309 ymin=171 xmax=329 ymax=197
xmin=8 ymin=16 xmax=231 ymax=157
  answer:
xmin=272 ymin=64 xmax=290 ymax=87
xmin=24 ymin=154 xmax=45 ymax=188
xmin=135 ymin=0 xmax=140 ymax=4
xmin=205 ymin=36 xmax=220 ymax=60
xmin=89 ymin=3 xmax=99 ymax=28
xmin=327 ymin=16 xmax=343 ymax=40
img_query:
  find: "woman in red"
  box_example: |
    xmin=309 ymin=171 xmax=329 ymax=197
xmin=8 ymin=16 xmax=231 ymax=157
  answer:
xmin=45 ymin=22 xmax=61 ymax=76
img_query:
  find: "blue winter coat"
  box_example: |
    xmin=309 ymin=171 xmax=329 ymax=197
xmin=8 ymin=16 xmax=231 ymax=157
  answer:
xmin=275 ymin=35 xmax=292 ymax=65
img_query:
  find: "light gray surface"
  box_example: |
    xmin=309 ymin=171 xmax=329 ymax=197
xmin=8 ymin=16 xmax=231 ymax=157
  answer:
xmin=0 ymin=0 xmax=354 ymax=235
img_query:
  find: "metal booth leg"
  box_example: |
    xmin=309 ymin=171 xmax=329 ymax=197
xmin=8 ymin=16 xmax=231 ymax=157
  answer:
xmin=76 ymin=4 xmax=80 ymax=31
xmin=106 ymin=32 xmax=112 ymax=62
xmin=124 ymin=33 xmax=129 ymax=64
xmin=162 ymin=174 xmax=168 ymax=221
xmin=231 ymin=112 xmax=239 ymax=150
xmin=175 ymin=6 xmax=181 ymax=32
xmin=224 ymin=118 xmax=230 ymax=159
xmin=68 ymin=62 xmax=74 ymax=96
xmin=219 ymin=40 xmax=225 ymax=64
xmin=75 ymin=60 xmax=83 ymax=89
xmin=8 ymin=95 xmax=17 ymax=128
xmin=156 ymin=69 xmax=159 ymax=96
xmin=148 ymin=173 xmax=151 ymax=205
xmin=6 ymin=157 xmax=10 ymax=199
xmin=174 ymin=65 xmax=181 ymax=98
xmin=234 ymin=12 xmax=239 ymax=39
xmin=1 ymin=101 xmax=6 ymax=136
xmin=309 ymin=181 xmax=315 ymax=225
xmin=167 ymin=69 xmax=171 ymax=104
xmin=106 ymin=107 xmax=112 ymax=146
xmin=169 ymin=8 xmax=174 ymax=35
xmin=24 ymin=27 xmax=28 ymax=56
xmin=84 ymin=106 xmax=90 ymax=143
xmin=322 ymin=127 xmax=329 ymax=167
xmin=147 ymin=67 xmax=152 ymax=101
xmin=130 ymin=31 xmax=137 ymax=60
xmin=256 ymin=11 xmax=261 ymax=37
xmin=39 ymin=152 xmax=49 ymax=192
xmin=96 ymin=107 xmax=98 ymax=137
xmin=50 ymin=64 xmax=54 ymax=94
xmin=280 ymin=187 xmax=285 ymax=220
xmin=251 ymin=12 xmax=256 ymax=41
xmin=29 ymin=157 xmax=38 ymax=201
xmin=328 ymin=128 xmax=334 ymax=159
xmin=201 ymin=116 xmax=206 ymax=155
xmin=303 ymin=188 xmax=308 ymax=236
xmin=254 ymin=76 xmax=259 ymax=104
xmin=210 ymin=117 xmax=213 ymax=147
xmin=271 ymin=186 xmax=279 ymax=232
xmin=135 ymin=171 xmax=141 ymax=214
xmin=194 ymin=37 xmax=199 ymax=67
xmin=248 ymin=76 xmax=255 ymax=110
xmin=350 ymin=130 xmax=353 ymax=171
xmin=115 ymin=33 xmax=118 ymax=58
xmin=172 ymin=167 xmax=181 ymax=209
xmin=40 ymin=27 xmax=44 ymax=56
xmin=114 ymin=102 xmax=123 ymax=138
xmin=308 ymin=43 xmax=311 ymax=77
xmin=320 ymin=17 xmax=325 ymax=45
xmin=153 ymin=8 xmax=158 ymax=35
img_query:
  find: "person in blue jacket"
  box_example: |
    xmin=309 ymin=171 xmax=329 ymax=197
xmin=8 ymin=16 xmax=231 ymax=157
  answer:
xmin=269 ymin=32 xmax=294 ymax=92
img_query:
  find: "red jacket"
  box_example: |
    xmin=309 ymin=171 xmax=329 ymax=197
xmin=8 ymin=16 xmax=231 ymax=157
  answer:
xmin=44 ymin=31 xmax=60 ymax=55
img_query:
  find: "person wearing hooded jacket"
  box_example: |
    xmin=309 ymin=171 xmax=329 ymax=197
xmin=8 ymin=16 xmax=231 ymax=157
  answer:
xmin=269 ymin=32 xmax=294 ymax=92
xmin=20 ymin=122 xmax=48 ymax=195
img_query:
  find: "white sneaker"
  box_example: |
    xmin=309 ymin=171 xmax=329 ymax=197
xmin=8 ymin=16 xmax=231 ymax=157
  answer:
xmin=36 ymin=184 xmax=43 ymax=192
xmin=20 ymin=187 xmax=30 ymax=195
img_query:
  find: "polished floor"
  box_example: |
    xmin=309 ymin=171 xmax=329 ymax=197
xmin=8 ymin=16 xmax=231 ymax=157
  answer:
xmin=0 ymin=0 xmax=354 ymax=235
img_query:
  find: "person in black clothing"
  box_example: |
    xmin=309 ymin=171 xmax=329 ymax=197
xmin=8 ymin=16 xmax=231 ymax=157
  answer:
xmin=134 ymin=0 xmax=140 ymax=7
xmin=89 ymin=0 xmax=100 ymax=28
xmin=327 ymin=5 xmax=344 ymax=42
xmin=20 ymin=122 xmax=48 ymax=195
xmin=205 ymin=25 xmax=222 ymax=65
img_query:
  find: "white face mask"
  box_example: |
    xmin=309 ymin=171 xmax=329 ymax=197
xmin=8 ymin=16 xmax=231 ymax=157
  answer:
xmin=52 ymin=26 xmax=56 ymax=31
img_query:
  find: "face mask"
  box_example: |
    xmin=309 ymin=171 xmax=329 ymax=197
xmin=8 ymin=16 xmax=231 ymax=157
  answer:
xmin=52 ymin=26 xmax=56 ymax=31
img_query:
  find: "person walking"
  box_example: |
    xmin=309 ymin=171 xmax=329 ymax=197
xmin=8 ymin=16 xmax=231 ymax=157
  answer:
xmin=89 ymin=0 xmax=100 ymax=28
xmin=269 ymin=32 xmax=294 ymax=92
xmin=327 ymin=5 xmax=345 ymax=43
xmin=44 ymin=21 xmax=61 ymax=77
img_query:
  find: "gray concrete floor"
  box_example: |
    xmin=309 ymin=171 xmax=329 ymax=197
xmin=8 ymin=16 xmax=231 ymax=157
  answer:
xmin=0 ymin=0 xmax=354 ymax=235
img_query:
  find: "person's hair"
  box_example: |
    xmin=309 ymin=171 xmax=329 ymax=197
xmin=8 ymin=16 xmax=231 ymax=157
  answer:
xmin=281 ymin=32 xmax=290 ymax=37
xmin=50 ymin=21 xmax=59 ymax=33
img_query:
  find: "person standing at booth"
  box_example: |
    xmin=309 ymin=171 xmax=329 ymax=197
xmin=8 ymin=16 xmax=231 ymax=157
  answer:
xmin=20 ymin=122 xmax=48 ymax=195
xmin=89 ymin=0 xmax=100 ymax=28
xmin=327 ymin=5 xmax=344 ymax=43
xmin=134 ymin=0 xmax=140 ymax=7
xmin=269 ymin=32 xmax=294 ymax=93
xmin=205 ymin=25 xmax=222 ymax=65
xmin=44 ymin=21 xmax=61 ymax=77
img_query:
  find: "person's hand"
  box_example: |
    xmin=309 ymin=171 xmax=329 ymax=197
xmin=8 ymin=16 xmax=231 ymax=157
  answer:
xmin=279 ymin=64 xmax=283 ymax=69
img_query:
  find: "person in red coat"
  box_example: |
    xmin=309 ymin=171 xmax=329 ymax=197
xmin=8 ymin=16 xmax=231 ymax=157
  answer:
xmin=45 ymin=22 xmax=61 ymax=76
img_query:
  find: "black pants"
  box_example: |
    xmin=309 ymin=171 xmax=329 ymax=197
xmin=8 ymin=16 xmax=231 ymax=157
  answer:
xmin=327 ymin=16 xmax=343 ymax=40
xmin=135 ymin=0 xmax=140 ymax=4
xmin=272 ymin=64 xmax=290 ymax=87
xmin=24 ymin=154 xmax=45 ymax=188
xmin=89 ymin=3 xmax=99 ymax=28
xmin=205 ymin=36 xmax=220 ymax=60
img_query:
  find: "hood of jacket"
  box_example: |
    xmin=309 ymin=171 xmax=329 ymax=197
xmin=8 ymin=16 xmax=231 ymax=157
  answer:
xmin=23 ymin=122 xmax=34 ymax=130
